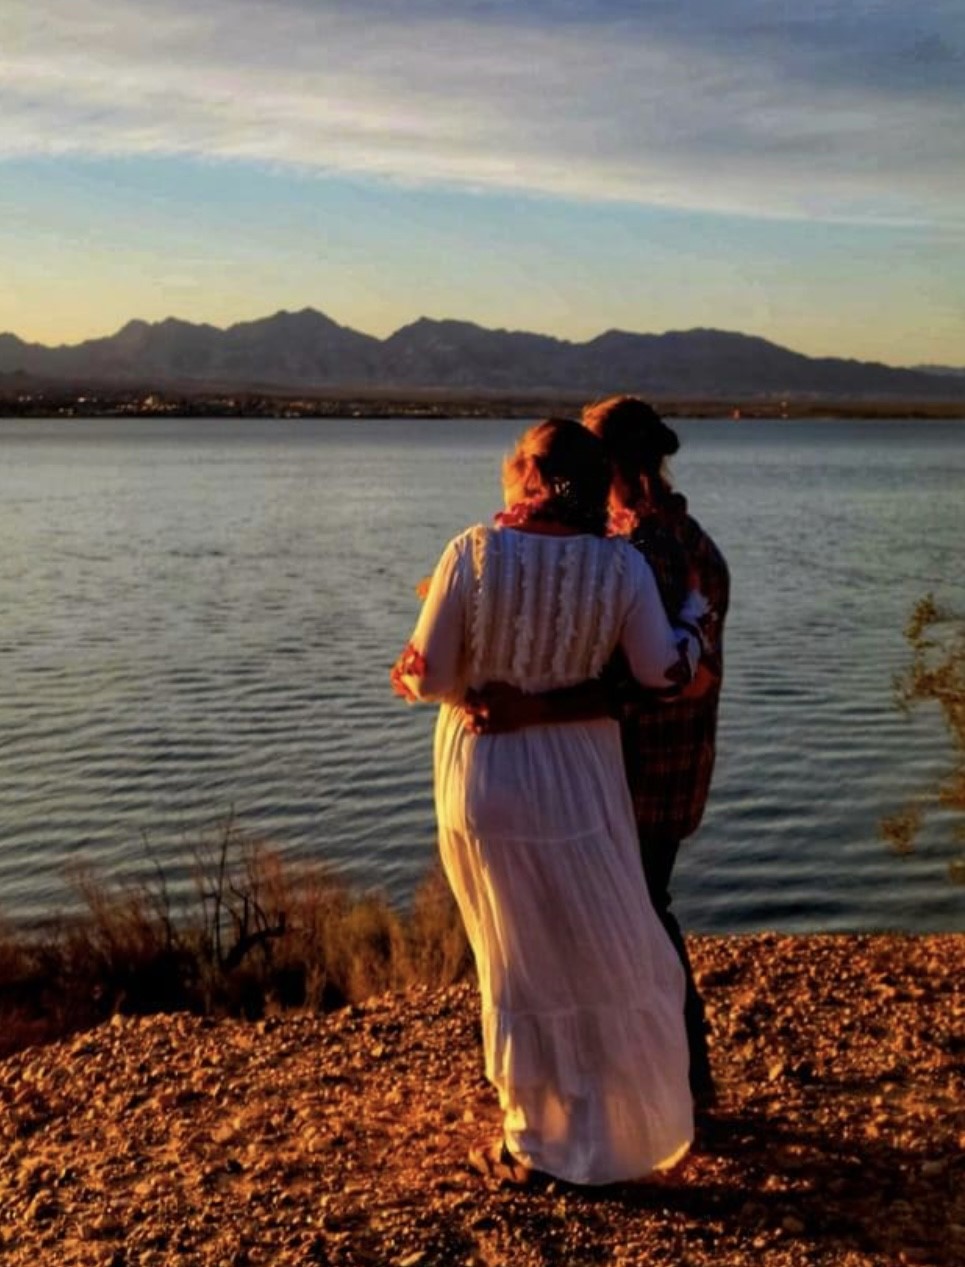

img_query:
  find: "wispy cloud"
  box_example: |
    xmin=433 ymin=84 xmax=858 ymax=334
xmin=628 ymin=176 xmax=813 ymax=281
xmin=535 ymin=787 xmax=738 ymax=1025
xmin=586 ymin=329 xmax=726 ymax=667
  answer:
xmin=2 ymin=0 xmax=964 ymax=226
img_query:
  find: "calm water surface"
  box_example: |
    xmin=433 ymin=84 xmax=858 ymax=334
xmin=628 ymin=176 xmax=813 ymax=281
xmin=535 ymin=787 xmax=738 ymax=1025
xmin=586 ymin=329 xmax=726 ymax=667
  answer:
xmin=1 ymin=416 xmax=963 ymax=932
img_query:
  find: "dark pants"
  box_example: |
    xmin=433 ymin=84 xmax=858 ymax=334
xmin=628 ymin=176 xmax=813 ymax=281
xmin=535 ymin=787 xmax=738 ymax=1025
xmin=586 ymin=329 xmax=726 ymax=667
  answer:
xmin=639 ymin=830 xmax=715 ymax=1103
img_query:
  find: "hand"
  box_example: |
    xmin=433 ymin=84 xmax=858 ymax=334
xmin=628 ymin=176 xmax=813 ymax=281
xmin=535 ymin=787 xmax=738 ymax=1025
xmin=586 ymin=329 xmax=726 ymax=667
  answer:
xmin=460 ymin=683 xmax=542 ymax=735
xmin=679 ymin=587 xmax=711 ymax=627
xmin=675 ymin=661 xmax=721 ymax=700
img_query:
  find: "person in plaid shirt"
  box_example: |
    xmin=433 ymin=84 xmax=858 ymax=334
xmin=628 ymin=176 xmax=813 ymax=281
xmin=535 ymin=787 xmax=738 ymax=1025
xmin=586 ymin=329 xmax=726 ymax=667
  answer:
xmin=586 ymin=395 xmax=729 ymax=1109
xmin=464 ymin=396 xmax=729 ymax=1110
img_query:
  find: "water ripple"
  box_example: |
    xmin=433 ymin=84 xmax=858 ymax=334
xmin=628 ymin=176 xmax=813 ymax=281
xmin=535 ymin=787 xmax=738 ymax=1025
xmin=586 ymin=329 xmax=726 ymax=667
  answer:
xmin=1 ymin=417 xmax=963 ymax=931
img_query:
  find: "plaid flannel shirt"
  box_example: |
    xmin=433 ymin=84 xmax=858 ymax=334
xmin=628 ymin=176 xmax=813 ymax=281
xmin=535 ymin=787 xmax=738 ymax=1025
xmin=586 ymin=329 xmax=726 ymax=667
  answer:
xmin=619 ymin=497 xmax=730 ymax=841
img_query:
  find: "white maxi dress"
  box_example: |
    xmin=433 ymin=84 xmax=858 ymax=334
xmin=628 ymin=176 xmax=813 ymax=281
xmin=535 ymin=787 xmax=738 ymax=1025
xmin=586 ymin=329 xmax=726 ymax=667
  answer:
xmin=398 ymin=524 xmax=697 ymax=1185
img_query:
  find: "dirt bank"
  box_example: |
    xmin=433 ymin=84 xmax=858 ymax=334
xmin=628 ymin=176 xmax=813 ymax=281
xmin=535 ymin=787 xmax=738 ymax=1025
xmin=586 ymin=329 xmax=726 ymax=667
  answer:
xmin=1 ymin=933 xmax=962 ymax=1267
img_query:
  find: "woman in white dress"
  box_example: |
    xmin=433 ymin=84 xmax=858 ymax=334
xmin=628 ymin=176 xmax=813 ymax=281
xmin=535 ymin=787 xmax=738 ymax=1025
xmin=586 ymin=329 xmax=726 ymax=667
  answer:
xmin=391 ymin=419 xmax=707 ymax=1186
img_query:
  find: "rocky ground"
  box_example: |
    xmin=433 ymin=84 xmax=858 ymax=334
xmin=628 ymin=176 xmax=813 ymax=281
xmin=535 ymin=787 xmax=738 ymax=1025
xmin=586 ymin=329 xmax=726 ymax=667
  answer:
xmin=1 ymin=933 xmax=962 ymax=1267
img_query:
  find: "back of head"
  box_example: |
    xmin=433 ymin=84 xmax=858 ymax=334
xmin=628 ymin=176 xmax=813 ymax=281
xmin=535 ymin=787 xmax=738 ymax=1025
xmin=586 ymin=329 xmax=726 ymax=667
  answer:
xmin=582 ymin=395 xmax=679 ymax=497
xmin=503 ymin=417 xmax=610 ymax=535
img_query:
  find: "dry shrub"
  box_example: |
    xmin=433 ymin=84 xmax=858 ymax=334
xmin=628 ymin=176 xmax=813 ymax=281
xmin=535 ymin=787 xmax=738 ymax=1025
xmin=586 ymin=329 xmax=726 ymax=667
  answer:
xmin=226 ymin=851 xmax=350 ymax=1012
xmin=327 ymin=896 xmax=409 ymax=1004
xmin=189 ymin=827 xmax=411 ymax=1014
xmin=883 ymin=595 xmax=965 ymax=882
xmin=0 ymin=922 xmax=62 ymax=1057
xmin=191 ymin=837 xmax=469 ymax=1012
xmin=406 ymin=864 xmax=472 ymax=988
xmin=0 ymin=875 xmax=201 ymax=1056
xmin=66 ymin=867 xmax=197 ymax=1015
xmin=0 ymin=824 xmax=474 ymax=1056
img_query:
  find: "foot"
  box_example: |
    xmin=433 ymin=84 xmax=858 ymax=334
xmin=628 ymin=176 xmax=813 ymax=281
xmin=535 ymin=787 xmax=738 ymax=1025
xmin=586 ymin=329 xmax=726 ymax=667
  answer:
xmin=467 ymin=1139 xmax=532 ymax=1188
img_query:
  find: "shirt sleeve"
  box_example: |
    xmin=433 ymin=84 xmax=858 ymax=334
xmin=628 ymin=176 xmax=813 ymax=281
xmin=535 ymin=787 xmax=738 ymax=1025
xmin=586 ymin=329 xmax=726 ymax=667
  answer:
xmin=390 ymin=535 xmax=467 ymax=703
xmin=618 ymin=546 xmax=702 ymax=689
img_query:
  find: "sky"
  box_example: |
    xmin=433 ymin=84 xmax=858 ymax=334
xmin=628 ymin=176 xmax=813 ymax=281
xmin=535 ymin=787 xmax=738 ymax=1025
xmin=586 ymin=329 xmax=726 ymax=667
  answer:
xmin=1 ymin=0 xmax=963 ymax=365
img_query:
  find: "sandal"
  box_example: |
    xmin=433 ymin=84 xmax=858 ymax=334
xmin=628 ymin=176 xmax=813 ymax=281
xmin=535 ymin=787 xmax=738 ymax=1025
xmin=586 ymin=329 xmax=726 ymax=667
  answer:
xmin=468 ymin=1139 xmax=532 ymax=1188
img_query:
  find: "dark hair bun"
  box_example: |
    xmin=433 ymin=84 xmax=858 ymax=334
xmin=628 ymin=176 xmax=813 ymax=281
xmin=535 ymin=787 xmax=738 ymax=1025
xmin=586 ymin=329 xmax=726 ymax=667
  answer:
xmin=583 ymin=396 xmax=679 ymax=471
xmin=650 ymin=418 xmax=679 ymax=458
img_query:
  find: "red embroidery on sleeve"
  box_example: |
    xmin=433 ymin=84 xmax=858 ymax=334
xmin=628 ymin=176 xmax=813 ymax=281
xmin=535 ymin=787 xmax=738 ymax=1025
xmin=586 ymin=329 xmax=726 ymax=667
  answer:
xmin=389 ymin=642 xmax=428 ymax=702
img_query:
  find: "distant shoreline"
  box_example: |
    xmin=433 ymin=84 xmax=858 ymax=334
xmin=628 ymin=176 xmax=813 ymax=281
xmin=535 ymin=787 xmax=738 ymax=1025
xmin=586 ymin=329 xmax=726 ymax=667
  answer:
xmin=3 ymin=384 xmax=965 ymax=421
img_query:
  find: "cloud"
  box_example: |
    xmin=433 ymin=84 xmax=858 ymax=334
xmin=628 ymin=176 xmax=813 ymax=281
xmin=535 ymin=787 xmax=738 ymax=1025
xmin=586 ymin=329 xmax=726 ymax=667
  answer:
xmin=2 ymin=0 xmax=963 ymax=226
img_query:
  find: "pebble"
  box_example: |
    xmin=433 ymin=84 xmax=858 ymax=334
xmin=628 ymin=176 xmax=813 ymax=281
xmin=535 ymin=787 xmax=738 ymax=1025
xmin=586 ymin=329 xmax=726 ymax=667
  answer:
xmin=25 ymin=1195 xmax=58 ymax=1223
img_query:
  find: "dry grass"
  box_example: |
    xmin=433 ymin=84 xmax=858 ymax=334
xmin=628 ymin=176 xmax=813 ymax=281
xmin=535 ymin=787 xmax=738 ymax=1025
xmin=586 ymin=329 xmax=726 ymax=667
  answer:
xmin=0 ymin=823 xmax=470 ymax=1059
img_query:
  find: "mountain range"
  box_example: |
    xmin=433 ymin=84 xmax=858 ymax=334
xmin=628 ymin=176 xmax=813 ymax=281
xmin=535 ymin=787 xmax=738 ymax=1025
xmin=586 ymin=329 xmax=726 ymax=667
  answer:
xmin=2 ymin=309 xmax=963 ymax=400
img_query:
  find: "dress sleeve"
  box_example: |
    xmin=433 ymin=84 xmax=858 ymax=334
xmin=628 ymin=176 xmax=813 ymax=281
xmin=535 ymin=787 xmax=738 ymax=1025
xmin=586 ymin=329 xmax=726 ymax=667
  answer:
xmin=618 ymin=546 xmax=704 ymax=689
xmin=390 ymin=536 xmax=467 ymax=703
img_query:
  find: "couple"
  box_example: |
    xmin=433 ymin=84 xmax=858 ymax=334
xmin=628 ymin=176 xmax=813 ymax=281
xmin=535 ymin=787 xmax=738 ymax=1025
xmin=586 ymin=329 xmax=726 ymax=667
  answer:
xmin=391 ymin=397 xmax=729 ymax=1187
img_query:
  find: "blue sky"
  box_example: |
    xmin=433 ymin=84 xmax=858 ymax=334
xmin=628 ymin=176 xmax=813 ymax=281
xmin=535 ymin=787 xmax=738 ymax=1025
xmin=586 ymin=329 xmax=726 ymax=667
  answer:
xmin=1 ymin=0 xmax=963 ymax=364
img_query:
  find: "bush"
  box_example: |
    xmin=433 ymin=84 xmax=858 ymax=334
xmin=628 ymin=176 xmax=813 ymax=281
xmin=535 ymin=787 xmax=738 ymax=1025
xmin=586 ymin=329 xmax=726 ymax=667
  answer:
xmin=882 ymin=595 xmax=965 ymax=883
xmin=0 ymin=822 xmax=471 ymax=1058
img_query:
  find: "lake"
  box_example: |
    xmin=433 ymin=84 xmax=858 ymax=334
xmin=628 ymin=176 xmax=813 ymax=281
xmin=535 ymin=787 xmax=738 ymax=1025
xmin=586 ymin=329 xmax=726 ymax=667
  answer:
xmin=1 ymin=416 xmax=963 ymax=932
